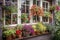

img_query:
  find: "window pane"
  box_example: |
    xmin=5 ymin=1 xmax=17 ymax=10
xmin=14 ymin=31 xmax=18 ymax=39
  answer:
xmin=5 ymin=0 xmax=10 ymax=1
xmin=58 ymin=1 xmax=60 ymax=5
xmin=42 ymin=17 xmax=48 ymax=22
xmin=5 ymin=2 xmax=11 ymax=6
xmin=5 ymin=12 xmax=11 ymax=25
xmin=12 ymin=14 xmax=17 ymax=24
xmin=12 ymin=0 xmax=17 ymax=2
xmin=33 ymin=15 xmax=40 ymax=23
xmin=21 ymin=5 xmax=25 ymax=13
xmin=46 ymin=3 xmax=48 ymax=8
xmin=37 ymin=1 xmax=40 ymax=6
xmin=21 ymin=0 xmax=30 ymax=23
xmin=33 ymin=0 xmax=36 ymax=4
xmin=26 ymin=6 xmax=29 ymax=13
xmin=43 ymin=2 xmax=45 ymax=8
xmin=21 ymin=0 xmax=26 ymax=5
xmin=26 ymin=0 xmax=30 ymax=5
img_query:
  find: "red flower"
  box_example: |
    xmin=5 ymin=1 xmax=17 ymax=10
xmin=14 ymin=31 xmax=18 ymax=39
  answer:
xmin=16 ymin=30 xmax=21 ymax=35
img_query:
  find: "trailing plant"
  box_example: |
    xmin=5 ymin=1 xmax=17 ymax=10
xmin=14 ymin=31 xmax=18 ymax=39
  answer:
xmin=21 ymin=13 xmax=28 ymax=23
xmin=2 ymin=5 xmax=17 ymax=13
xmin=30 ymin=4 xmax=44 ymax=16
xmin=50 ymin=5 xmax=56 ymax=10
xmin=44 ymin=11 xmax=51 ymax=17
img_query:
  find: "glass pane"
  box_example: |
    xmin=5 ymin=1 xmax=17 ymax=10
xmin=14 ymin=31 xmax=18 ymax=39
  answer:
xmin=42 ymin=17 xmax=48 ymax=22
xmin=43 ymin=2 xmax=45 ymax=8
xmin=5 ymin=0 xmax=10 ymax=1
xmin=5 ymin=11 xmax=11 ymax=25
xmin=33 ymin=0 xmax=36 ymax=4
xmin=21 ymin=0 xmax=26 ymax=5
xmin=37 ymin=1 xmax=40 ymax=6
xmin=12 ymin=14 xmax=17 ymax=24
xmin=26 ymin=6 xmax=29 ymax=13
xmin=33 ymin=15 xmax=40 ymax=23
xmin=26 ymin=0 xmax=30 ymax=5
xmin=21 ymin=5 xmax=25 ymax=13
xmin=46 ymin=3 xmax=48 ymax=8
xmin=5 ymin=2 xmax=11 ymax=6
xmin=12 ymin=0 xmax=17 ymax=2
xmin=58 ymin=1 xmax=60 ymax=6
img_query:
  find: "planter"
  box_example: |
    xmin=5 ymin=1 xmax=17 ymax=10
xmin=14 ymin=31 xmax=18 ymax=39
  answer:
xmin=6 ymin=36 xmax=12 ymax=40
xmin=14 ymin=33 xmax=51 ymax=40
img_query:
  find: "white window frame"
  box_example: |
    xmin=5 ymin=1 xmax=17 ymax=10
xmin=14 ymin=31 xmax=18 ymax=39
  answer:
xmin=4 ymin=0 xmax=50 ymax=27
xmin=3 ymin=0 xmax=18 ymax=26
xmin=42 ymin=1 xmax=50 ymax=23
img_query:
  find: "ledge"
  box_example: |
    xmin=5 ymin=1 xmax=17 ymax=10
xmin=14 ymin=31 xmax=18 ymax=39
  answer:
xmin=14 ymin=33 xmax=51 ymax=40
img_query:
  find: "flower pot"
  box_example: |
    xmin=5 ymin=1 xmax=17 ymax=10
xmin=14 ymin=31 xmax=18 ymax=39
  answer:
xmin=12 ymin=34 xmax=16 ymax=39
xmin=6 ymin=36 xmax=12 ymax=40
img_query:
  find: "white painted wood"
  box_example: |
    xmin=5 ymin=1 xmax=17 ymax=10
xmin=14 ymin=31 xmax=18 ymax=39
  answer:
xmin=3 ymin=0 xmax=5 ymax=26
xmin=17 ymin=0 xmax=21 ymax=24
xmin=30 ymin=0 xmax=33 ymax=24
xmin=40 ymin=0 xmax=43 ymax=22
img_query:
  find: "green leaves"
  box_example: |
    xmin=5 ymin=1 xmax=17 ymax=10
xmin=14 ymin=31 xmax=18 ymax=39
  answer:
xmin=55 ymin=11 xmax=60 ymax=21
xmin=3 ymin=6 xmax=17 ymax=13
xmin=44 ymin=11 xmax=51 ymax=17
xmin=3 ymin=29 xmax=15 ymax=37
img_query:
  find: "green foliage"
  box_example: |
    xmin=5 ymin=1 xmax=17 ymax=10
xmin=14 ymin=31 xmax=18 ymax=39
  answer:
xmin=3 ymin=29 xmax=15 ymax=37
xmin=44 ymin=11 xmax=51 ymax=17
xmin=21 ymin=13 xmax=28 ymax=23
xmin=50 ymin=6 xmax=56 ymax=10
xmin=16 ymin=24 xmax=23 ymax=30
xmin=55 ymin=11 xmax=60 ymax=26
xmin=53 ymin=29 xmax=60 ymax=40
xmin=35 ymin=22 xmax=47 ymax=32
xmin=3 ymin=6 xmax=17 ymax=13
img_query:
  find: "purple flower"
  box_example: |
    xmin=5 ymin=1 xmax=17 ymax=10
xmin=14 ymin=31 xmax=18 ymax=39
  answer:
xmin=23 ymin=25 xmax=34 ymax=34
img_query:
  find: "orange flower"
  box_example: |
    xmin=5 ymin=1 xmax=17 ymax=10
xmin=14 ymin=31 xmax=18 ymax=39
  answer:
xmin=30 ymin=5 xmax=44 ymax=16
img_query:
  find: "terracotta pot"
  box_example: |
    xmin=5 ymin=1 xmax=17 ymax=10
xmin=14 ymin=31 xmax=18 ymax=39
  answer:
xmin=12 ymin=34 xmax=16 ymax=39
xmin=6 ymin=36 xmax=12 ymax=40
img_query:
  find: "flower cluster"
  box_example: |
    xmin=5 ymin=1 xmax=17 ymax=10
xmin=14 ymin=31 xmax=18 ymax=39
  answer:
xmin=30 ymin=4 xmax=44 ymax=16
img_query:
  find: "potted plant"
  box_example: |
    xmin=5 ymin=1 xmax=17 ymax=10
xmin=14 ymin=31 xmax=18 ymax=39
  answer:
xmin=35 ymin=22 xmax=47 ymax=35
xmin=21 ymin=13 xmax=29 ymax=23
xmin=22 ymin=25 xmax=35 ymax=37
xmin=15 ymin=24 xmax=23 ymax=39
xmin=50 ymin=5 xmax=56 ymax=11
xmin=44 ymin=11 xmax=51 ymax=17
xmin=30 ymin=4 xmax=44 ymax=16
xmin=3 ymin=29 xmax=15 ymax=40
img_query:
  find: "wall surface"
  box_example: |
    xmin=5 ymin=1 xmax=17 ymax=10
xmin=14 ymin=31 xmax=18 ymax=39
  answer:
xmin=0 ymin=6 xmax=2 ymax=40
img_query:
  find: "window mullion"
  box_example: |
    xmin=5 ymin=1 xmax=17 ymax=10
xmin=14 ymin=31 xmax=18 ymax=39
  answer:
xmin=11 ymin=14 xmax=12 ymax=24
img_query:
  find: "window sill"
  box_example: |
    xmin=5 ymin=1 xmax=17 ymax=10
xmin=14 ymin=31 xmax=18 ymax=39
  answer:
xmin=4 ymin=22 xmax=49 ymax=27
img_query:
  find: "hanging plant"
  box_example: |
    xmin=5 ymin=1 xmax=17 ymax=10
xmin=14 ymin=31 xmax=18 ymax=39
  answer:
xmin=50 ymin=5 xmax=56 ymax=11
xmin=30 ymin=4 xmax=44 ymax=16
xmin=44 ymin=11 xmax=51 ymax=17
xmin=21 ymin=13 xmax=28 ymax=23
xmin=2 ymin=5 xmax=17 ymax=13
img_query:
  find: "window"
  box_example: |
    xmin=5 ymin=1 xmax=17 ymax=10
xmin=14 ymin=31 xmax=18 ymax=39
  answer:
xmin=33 ymin=0 xmax=40 ymax=6
xmin=33 ymin=0 xmax=40 ymax=23
xmin=4 ymin=0 xmax=17 ymax=25
xmin=42 ymin=1 xmax=49 ymax=23
xmin=58 ymin=0 xmax=60 ymax=6
xmin=21 ymin=0 xmax=30 ymax=23
xmin=43 ymin=1 xmax=49 ymax=12
xmin=42 ymin=17 xmax=48 ymax=22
